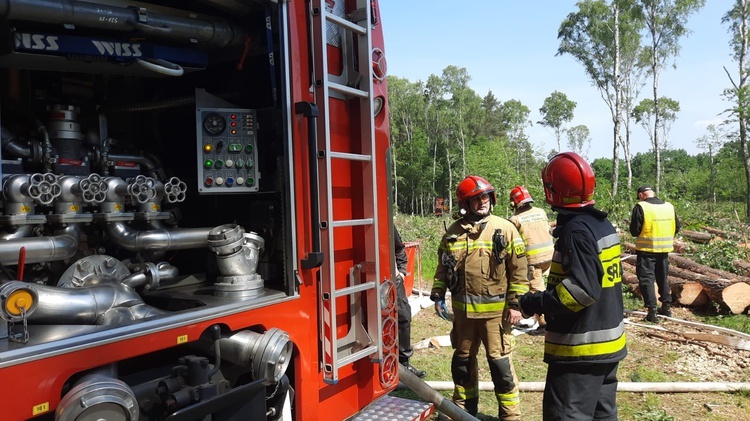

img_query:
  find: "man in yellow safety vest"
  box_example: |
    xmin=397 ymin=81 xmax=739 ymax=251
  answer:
xmin=629 ymin=185 xmax=681 ymax=323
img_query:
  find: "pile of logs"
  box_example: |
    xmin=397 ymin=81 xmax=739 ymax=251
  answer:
xmin=621 ymin=241 xmax=750 ymax=315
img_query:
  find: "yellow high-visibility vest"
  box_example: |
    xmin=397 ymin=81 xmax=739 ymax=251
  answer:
xmin=635 ymin=201 xmax=675 ymax=253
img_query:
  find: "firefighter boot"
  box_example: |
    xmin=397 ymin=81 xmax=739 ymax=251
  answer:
xmin=404 ymin=361 xmax=426 ymax=378
xmin=644 ymin=307 xmax=658 ymax=323
xmin=658 ymin=302 xmax=672 ymax=317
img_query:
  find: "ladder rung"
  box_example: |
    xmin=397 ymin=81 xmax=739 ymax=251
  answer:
xmin=325 ymin=13 xmax=367 ymax=36
xmin=333 ymin=281 xmax=377 ymax=298
xmin=332 ymin=218 xmax=373 ymax=228
xmin=329 ymin=81 xmax=368 ymax=98
xmin=330 ymin=151 xmax=372 ymax=162
xmin=338 ymin=345 xmax=378 ymax=367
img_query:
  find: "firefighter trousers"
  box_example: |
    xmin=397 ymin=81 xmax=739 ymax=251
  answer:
xmin=636 ymin=251 xmax=671 ymax=309
xmin=449 ymin=311 xmax=520 ymax=420
xmin=542 ymin=362 xmax=619 ymax=421
xmin=396 ymin=275 xmax=413 ymax=362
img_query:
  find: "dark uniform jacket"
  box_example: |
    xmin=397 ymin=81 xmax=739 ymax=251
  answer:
xmin=521 ymin=207 xmax=627 ymax=364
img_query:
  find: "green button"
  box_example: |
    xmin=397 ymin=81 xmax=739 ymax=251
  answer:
xmin=245 ymin=144 xmax=254 ymax=153
xmin=236 ymin=159 xmax=245 ymax=168
xmin=246 ymin=159 xmax=253 ymax=169
xmin=215 ymin=159 xmax=224 ymax=169
xmin=204 ymin=159 xmax=213 ymax=169
xmin=229 ymin=143 xmax=243 ymax=153
xmin=247 ymin=177 xmax=255 ymax=186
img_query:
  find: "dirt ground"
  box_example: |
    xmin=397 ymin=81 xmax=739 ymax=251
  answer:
xmin=407 ymin=305 xmax=750 ymax=421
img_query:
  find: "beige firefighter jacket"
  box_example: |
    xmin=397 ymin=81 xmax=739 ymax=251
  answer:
xmin=432 ymin=214 xmax=529 ymax=319
xmin=509 ymin=205 xmax=554 ymax=266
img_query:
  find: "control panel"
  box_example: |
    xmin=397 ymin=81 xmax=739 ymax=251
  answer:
xmin=196 ymin=108 xmax=259 ymax=194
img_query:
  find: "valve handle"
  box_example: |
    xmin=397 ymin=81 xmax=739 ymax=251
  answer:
xmin=127 ymin=175 xmax=157 ymax=204
xmin=79 ymin=173 xmax=110 ymax=204
xmin=27 ymin=173 xmax=61 ymax=205
xmin=162 ymin=177 xmax=187 ymax=203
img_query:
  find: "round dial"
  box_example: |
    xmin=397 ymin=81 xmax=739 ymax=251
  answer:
xmin=203 ymin=113 xmax=226 ymax=136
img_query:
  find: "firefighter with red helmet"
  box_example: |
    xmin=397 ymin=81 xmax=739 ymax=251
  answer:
xmin=431 ymin=175 xmax=529 ymax=420
xmin=519 ymin=152 xmax=626 ymax=420
xmin=508 ymin=185 xmax=554 ymax=330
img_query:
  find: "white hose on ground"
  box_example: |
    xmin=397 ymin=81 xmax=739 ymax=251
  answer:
xmin=624 ymin=309 xmax=750 ymax=341
xmin=426 ymin=381 xmax=750 ymax=393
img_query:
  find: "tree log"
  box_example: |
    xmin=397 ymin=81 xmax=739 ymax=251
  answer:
xmin=622 ymin=259 xmax=710 ymax=307
xmin=680 ymin=229 xmax=713 ymax=244
xmin=672 ymin=238 xmax=691 ymax=254
xmin=701 ymin=225 xmax=744 ymax=241
xmin=622 ymin=242 xmax=750 ymax=284
xmin=734 ymin=260 xmax=750 ymax=276
xmin=622 ymin=268 xmax=640 ymax=297
xmin=699 ymin=278 xmax=750 ymax=314
xmin=668 ymin=254 xmax=750 ymax=284
xmin=669 ymin=278 xmax=711 ymax=308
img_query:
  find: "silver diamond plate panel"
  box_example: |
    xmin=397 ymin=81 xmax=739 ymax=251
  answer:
xmin=349 ymin=395 xmax=434 ymax=421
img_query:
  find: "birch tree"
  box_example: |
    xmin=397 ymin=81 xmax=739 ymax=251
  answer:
xmin=558 ymin=0 xmax=643 ymax=198
xmin=636 ymin=0 xmax=705 ymax=194
xmin=538 ymin=91 xmax=577 ymax=151
xmin=695 ymin=124 xmax=727 ymax=206
xmin=722 ymin=0 xmax=750 ymax=219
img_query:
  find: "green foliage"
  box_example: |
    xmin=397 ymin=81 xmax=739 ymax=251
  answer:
xmin=697 ymin=312 xmax=750 ymax=335
xmin=394 ymin=213 xmax=450 ymax=286
xmin=632 ymin=394 xmax=675 ymax=421
xmin=538 ymin=91 xmax=577 ymax=150
xmin=630 ymin=366 xmax=670 ymax=383
xmin=689 ymin=239 xmax=747 ymax=274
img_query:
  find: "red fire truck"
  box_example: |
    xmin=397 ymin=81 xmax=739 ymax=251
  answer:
xmin=0 ymin=0 xmax=433 ymax=419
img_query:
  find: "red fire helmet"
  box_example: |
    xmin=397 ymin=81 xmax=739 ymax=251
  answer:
xmin=509 ymin=185 xmax=534 ymax=208
xmin=456 ymin=175 xmax=496 ymax=208
xmin=541 ymin=152 xmax=596 ymax=208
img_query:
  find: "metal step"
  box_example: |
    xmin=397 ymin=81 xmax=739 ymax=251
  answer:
xmin=348 ymin=395 xmax=434 ymax=421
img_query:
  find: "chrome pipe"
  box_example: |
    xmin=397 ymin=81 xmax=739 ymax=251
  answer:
xmin=0 ymin=224 xmax=80 ymax=265
xmin=217 ymin=328 xmax=293 ymax=385
xmin=121 ymin=262 xmax=179 ymax=289
xmin=0 ymin=225 xmax=33 ymax=241
xmin=106 ymin=222 xmax=210 ymax=252
xmin=0 ymin=0 xmax=247 ymax=48
xmin=0 ymin=279 xmax=166 ymax=325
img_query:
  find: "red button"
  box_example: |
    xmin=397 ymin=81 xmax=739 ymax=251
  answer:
xmin=204 ymin=177 xmax=214 ymax=187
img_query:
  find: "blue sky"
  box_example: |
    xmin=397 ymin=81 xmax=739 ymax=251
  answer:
xmin=380 ymin=1 xmax=732 ymax=160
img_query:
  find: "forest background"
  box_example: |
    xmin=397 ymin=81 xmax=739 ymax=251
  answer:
xmin=386 ymin=4 xmax=750 ymax=418
xmin=388 ymin=0 xmax=750 ymax=255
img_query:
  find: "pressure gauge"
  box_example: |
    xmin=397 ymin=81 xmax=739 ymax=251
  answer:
xmin=203 ymin=113 xmax=226 ymax=136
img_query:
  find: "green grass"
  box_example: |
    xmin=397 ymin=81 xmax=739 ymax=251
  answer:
xmin=395 ymin=212 xmax=750 ymax=420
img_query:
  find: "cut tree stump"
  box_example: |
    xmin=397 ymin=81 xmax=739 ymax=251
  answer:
xmin=700 ymin=278 xmax=750 ymax=314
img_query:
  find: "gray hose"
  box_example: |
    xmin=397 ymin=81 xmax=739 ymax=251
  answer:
xmin=398 ymin=364 xmax=478 ymax=421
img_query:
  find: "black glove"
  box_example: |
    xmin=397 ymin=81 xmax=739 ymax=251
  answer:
xmin=519 ymin=291 xmax=543 ymax=317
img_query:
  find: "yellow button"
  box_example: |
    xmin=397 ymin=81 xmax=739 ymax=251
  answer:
xmin=203 ymin=143 xmax=213 ymax=153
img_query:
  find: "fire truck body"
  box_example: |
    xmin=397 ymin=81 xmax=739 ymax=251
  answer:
xmin=0 ymin=0 xmax=430 ymax=419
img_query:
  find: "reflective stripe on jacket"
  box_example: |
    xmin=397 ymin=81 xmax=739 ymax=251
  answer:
xmin=432 ymin=214 xmax=529 ymax=319
xmin=509 ymin=206 xmax=554 ymax=266
xmin=544 ymin=212 xmax=627 ymax=364
xmin=635 ymin=201 xmax=676 ymax=253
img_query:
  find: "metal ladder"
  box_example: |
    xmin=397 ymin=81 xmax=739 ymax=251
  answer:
xmin=310 ymin=0 xmax=382 ymax=384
